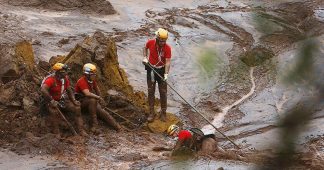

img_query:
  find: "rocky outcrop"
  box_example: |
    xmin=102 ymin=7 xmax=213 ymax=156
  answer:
xmin=0 ymin=41 xmax=36 ymax=83
xmin=0 ymin=41 xmax=42 ymax=145
xmin=0 ymin=32 xmax=149 ymax=145
xmin=50 ymin=31 xmax=147 ymax=112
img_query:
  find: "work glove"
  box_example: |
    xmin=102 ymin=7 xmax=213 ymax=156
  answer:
xmin=142 ymin=57 xmax=148 ymax=65
xmin=50 ymin=99 xmax=59 ymax=107
xmin=98 ymin=97 xmax=106 ymax=107
xmin=73 ymin=99 xmax=80 ymax=106
xmin=163 ymin=74 xmax=168 ymax=81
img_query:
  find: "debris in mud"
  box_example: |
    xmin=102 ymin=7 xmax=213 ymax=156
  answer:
xmin=172 ymin=16 xmax=198 ymax=28
xmin=0 ymin=0 xmax=323 ymax=169
xmin=0 ymin=31 xmax=152 ymax=157
xmin=13 ymin=133 xmax=77 ymax=155
xmin=57 ymin=38 xmax=70 ymax=47
xmin=239 ymin=46 xmax=274 ymax=67
xmin=5 ymin=0 xmax=116 ymax=15
xmin=114 ymin=153 xmax=148 ymax=161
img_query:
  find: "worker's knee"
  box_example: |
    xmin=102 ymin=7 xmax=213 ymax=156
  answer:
xmin=88 ymin=98 xmax=97 ymax=106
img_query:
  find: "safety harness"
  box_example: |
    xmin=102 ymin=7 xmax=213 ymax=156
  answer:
xmin=148 ymin=41 xmax=165 ymax=69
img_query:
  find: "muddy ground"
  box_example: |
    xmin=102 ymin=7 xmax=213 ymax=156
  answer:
xmin=0 ymin=0 xmax=324 ymax=169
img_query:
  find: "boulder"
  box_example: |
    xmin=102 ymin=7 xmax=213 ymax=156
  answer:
xmin=51 ymin=31 xmax=147 ymax=110
xmin=0 ymin=41 xmax=35 ymax=83
xmin=147 ymin=112 xmax=180 ymax=133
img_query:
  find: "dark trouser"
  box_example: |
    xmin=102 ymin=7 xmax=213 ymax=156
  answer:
xmin=146 ymin=65 xmax=167 ymax=116
xmin=80 ymin=97 xmax=121 ymax=131
xmin=46 ymin=98 xmax=85 ymax=136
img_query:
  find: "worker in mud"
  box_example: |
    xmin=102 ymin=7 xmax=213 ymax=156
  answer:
xmin=167 ymin=124 xmax=219 ymax=156
xmin=75 ymin=63 xmax=122 ymax=133
xmin=142 ymin=28 xmax=172 ymax=122
xmin=40 ymin=62 xmax=88 ymax=137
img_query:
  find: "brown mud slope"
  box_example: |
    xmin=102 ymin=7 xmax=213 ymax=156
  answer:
xmin=0 ymin=32 xmax=148 ymax=148
xmin=1 ymin=0 xmax=116 ymax=15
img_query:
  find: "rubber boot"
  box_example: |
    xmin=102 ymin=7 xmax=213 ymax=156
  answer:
xmin=52 ymin=123 xmax=61 ymax=139
xmin=159 ymin=81 xmax=167 ymax=122
xmin=98 ymin=109 xmax=122 ymax=132
xmin=90 ymin=113 xmax=100 ymax=134
xmin=49 ymin=108 xmax=61 ymax=138
xmin=147 ymin=79 xmax=156 ymax=123
xmin=159 ymin=109 xmax=167 ymax=122
xmin=76 ymin=117 xmax=88 ymax=137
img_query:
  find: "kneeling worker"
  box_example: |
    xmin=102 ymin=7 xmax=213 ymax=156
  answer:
xmin=75 ymin=63 xmax=121 ymax=133
xmin=167 ymin=124 xmax=218 ymax=156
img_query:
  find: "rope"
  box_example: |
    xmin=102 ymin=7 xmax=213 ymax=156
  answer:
xmin=145 ymin=63 xmax=240 ymax=149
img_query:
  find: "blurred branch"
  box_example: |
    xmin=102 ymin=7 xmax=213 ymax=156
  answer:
xmin=252 ymin=3 xmax=323 ymax=169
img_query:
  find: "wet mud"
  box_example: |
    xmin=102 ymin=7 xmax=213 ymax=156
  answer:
xmin=0 ymin=0 xmax=324 ymax=169
xmin=2 ymin=0 xmax=116 ymax=15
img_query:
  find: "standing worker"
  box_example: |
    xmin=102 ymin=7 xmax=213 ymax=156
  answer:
xmin=75 ymin=63 xmax=122 ymax=133
xmin=40 ymin=63 xmax=88 ymax=137
xmin=142 ymin=28 xmax=172 ymax=122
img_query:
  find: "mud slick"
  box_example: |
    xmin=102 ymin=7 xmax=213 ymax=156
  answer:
xmin=0 ymin=0 xmax=324 ymax=169
xmin=3 ymin=0 xmax=116 ymax=15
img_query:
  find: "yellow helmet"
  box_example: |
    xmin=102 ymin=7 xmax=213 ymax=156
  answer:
xmin=83 ymin=63 xmax=97 ymax=74
xmin=155 ymin=28 xmax=168 ymax=40
xmin=167 ymin=124 xmax=179 ymax=136
xmin=52 ymin=63 xmax=67 ymax=71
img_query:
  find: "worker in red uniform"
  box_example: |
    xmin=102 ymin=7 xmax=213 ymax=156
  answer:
xmin=142 ymin=28 xmax=172 ymax=122
xmin=167 ymin=125 xmax=227 ymax=157
xmin=75 ymin=63 xmax=121 ymax=133
xmin=40 ymin=62 xmax=87 ymax=137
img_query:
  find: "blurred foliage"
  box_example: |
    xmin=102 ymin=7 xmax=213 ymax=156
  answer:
xmin=252 ymin=3 xmax=323 ymax=170
xmin=283 ymin=38 xmax=318 ymax=85
xmin=196 ymin=48 xmax=223 ymax=80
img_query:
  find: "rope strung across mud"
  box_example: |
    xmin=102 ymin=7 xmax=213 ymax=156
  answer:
xmin=144 ymin=62 xmax=240 ymax=148
xmin=202 ymin=67 xmax=256 ymax=136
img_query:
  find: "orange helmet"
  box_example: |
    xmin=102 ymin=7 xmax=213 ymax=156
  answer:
xmin=83 ymin=63 xmax=97 ymax=74
xmin=155 ymin=28 xmax=168 ymax=40
xmin=52 ymin=63 xmax=67 ymax=71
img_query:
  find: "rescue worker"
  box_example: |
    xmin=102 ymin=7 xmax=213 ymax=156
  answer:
xmin=75 ymin=63 xmax=121 ymax=133
xmin=40 ymin=62 xmax=88 ymax=137
xmin=142 ymin=28 xmax=172 ymax=122
xmin=167 ymin=124 xmax=220 ymax=156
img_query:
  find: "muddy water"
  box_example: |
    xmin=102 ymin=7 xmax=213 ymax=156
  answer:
xmin=0 ymin=148 xmax=67 ymax=170
xmin=1 ymin=0 xmax=324 ymax=169
xmin=144 ymin=159 xmax=255 ymax=170
xmin=202 ymin=67 xmax=255 ymax=135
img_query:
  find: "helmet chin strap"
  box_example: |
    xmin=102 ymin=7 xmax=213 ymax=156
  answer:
xmin=86 ymin=74 xmax=93 ymax=83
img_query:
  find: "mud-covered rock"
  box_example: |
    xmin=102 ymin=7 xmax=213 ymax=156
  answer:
xmin=147 ymin=112 xmax=180 ymax=133
xmin=239 ymin=46 xmax=274 ymax=67
xmin=0 ymin=41 xmax=35 ymax=83
xmin=51 ymin=31 xmax=148 ymax=113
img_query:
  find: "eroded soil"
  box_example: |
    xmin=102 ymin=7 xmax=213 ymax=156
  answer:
xmin=0 ymin=0 xmax=323 ymax=169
